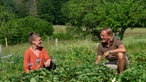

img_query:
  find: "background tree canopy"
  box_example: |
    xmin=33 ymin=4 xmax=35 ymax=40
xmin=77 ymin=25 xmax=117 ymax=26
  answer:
xmin=0 ymin=0 xmax=146 ymax=45
xmin=63 ymin=0 xmax=146 ymax=39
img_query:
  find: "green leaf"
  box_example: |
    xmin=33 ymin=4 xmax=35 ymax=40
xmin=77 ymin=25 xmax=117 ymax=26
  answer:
xmin=30 ymin=77 xmax=37 ymax=82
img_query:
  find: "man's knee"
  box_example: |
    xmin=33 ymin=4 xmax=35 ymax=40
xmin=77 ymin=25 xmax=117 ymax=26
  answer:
xmin=117 ymin=52 xmax=125 ymax=59
xmin=117 ymin=53 xmax=130 ymax=65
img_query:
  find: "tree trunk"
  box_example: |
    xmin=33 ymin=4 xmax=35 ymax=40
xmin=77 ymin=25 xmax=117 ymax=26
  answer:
xmin=119 ymin=28 xmax=127 ymax=40
xmin=29 ymin=0 xmax=38 ymax=16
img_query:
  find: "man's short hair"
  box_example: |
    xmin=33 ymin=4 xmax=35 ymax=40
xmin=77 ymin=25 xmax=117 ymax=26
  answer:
xmin=101 ymin=27 xmax=113 ymax=36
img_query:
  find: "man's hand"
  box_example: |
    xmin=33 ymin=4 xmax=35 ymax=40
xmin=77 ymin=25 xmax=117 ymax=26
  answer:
xmin=103 ymin=51 xmax=110 ymax=58
xmin=95 ymin=55 xmax=102 ymax=64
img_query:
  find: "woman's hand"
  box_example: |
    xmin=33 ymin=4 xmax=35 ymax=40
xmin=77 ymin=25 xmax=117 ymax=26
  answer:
xmin=44 ymin=59 xmax=51 ymax=67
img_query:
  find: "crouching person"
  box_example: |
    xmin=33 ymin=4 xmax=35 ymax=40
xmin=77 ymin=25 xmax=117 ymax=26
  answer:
xmin=23 ymin=32 xmax=56 ymax=73
xmin=95 ymin=27 xmax=129 ymax=74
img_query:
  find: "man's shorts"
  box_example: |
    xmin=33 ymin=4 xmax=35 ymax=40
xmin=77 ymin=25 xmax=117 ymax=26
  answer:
xmin=104 ymin=56 xmax=129 ymax=70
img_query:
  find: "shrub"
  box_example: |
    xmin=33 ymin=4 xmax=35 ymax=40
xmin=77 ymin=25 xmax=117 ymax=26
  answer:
xmin=0 ymin=16 xmax=53 ymax=45
xmin=116 ymin=62 xmax=146 ymax=81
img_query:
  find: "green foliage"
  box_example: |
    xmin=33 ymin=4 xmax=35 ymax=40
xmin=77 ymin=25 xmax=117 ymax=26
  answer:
xmin=116 ymin=62 xmax=146 ymax=82
xmin=52 ymin=25 xmax=90 ymax=40
xmin=1 ymin=32 xmax=146 ymax=81
xmin=0 ymin=16 xmax=53 ymax=45
xmin=38 ymin=0 xmax=68 ymax=24
xmin=0 ymin=0 xmax=29 ymax=18
xmin=0 ymin=5 xmax=14 ymax=23
xmin=1 ymin=45 xmax=146 ymax=82
xmin=17 ymin=16 xmax=53 ymax=36
xmin=62 ymin=0 xmax=146 ymax=40
xmin=5 ymin=46 xmax=115 ymax=82
xmin=1 ymin=0 xmax=68 ymax=25
xmin=38 ymin=0 xmax=55 ymax=22
xmin=97 ymin=0 xmax=146 ymax=39
xmin=116 ymin=50 xmax=146 ymax=81
xmin=52 ymin=32 xmax=72 ymax=40
xmin=0 ymin=0 xmax=16 ymax=13
xmin=1 ymin=0 xmax=146 ymax=28
xmin=14 ymin=0 xmax=29 ymax=18
xmin=52 ymin=28 xmax=86 ymax=40
xmin=0 ymin=55 xmax=23 ymax=81
xmin=66 ymin=25 xmax=89 ymax=39
xmin=0 ymin=5 xmax=15 ymax=46
xmin=13 ymin=64 xmax=114 ymax=82
xmin=59 ymin=46 xmax=94 ymax=65
xmin=51 ymin=0 xmax=69 ymax=24
xmin=129 ymin=51 xmax=146 ymax=62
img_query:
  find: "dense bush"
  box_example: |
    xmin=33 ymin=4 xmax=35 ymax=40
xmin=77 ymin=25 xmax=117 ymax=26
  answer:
xmin=0 ymin=16 xmax=53 ymax=45
xmin=116 ymin=62 xmax=146 ymax=82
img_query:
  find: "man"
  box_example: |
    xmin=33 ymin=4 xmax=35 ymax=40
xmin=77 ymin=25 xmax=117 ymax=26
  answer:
xmin=95 ymin=27 xmax=129 ymax=74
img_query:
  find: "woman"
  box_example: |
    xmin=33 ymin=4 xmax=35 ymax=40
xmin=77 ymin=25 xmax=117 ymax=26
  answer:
xmin=23 ymin=32 xmax=55 ymax=73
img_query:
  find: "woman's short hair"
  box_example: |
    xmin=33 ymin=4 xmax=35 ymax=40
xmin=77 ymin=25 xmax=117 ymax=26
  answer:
xmin=28 ymin=32 xmax=41 ymax=44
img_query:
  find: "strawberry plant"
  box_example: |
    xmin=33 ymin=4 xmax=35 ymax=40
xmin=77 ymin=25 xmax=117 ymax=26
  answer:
xmin=116 ymin=62 xmax=146 ymax=82
xmin=1 ymin=46 xmax=146 ymax=82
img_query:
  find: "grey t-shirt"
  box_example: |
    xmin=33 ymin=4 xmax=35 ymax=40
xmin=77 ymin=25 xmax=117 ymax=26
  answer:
xmin=97 ymin=38 xmax=123 ymax=61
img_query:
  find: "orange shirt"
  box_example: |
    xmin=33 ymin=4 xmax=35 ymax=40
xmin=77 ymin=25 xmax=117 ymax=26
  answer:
xmin=23 ymin=47 xmax=51 ymax=73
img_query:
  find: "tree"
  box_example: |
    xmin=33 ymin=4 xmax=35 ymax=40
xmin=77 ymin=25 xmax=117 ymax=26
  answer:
xmin=0 ymin=0 xmax=29 ymax=18
xmin=29 ymin=0 xmax=38 ymax=16
xmin=0 ymin=6 xmax=15 ymax=47
xmin=0 ymin=0 xmax=16 ymax=13
xmin=97 ymin=0 xmax=146 ymax=39
xmin=37 ymin=0 xmax=55 ymax=23
xmin=62 ymin=0 xmax=146 ymax=40
xmin=14 ymin=0 xmax=29 ymax=18
xmin=51 ymin=0 xmax=69 ymax=24
xmin=38 ymin=0 xmax=69 ymax=24
xmin=1 ymin=0 xmax=69 ymax=25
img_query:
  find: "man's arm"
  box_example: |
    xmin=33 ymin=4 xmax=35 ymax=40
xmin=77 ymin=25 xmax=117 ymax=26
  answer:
xmin=111 ymin=44 xmax=126 ymax=53
xmin=95 ymin=55 xmax=102 ymax=64
xmin=103 ymin=44 xmax=126 ymax=58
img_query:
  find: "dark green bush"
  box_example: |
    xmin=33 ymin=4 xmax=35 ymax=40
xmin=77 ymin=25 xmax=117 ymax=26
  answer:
xmin=116 ymin=62 xmax=146 ymax=82
xmin=0 ymin=16 xmax=53 ymax=45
